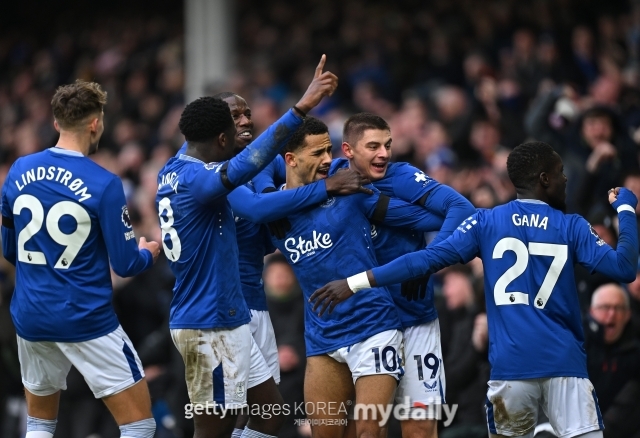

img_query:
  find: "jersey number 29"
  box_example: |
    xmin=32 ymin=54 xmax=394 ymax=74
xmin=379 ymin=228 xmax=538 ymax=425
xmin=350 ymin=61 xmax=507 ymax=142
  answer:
xmin=13 ymin=194 xmax=90 ymax=269
xmin=492 ymin=237 xmax=567 ymax=309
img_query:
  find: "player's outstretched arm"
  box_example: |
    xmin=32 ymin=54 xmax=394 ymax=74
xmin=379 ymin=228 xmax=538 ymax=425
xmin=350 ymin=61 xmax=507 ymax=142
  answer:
xmin=310 ymin=214 xmax=482 ymax=315
xmin=223 ymin=55 xmax=338 ymax=189
xmin=422 ymin=185 xmax=477 ymax=245
xmin=101 ymin=178 xmax=157 ymax=277
xmin=588 ymin=187 xmax=639 ymax=282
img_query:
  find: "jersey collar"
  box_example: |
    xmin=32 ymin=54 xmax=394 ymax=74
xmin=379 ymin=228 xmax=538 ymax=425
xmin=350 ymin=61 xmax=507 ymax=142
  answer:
xmin=515 ymin=199 xmax=548 ymax=205
xmin=50 ymin=147 xmax=83 ymax=157
xmin=178 ymin=154 xmax=207 ymax=164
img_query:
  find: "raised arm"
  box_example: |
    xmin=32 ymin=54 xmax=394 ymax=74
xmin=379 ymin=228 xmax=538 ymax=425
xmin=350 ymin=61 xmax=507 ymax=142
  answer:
xmin=226 ymin=55 xmax=338 ymax=188
xmin=587 ymin=188 xmax=639 ymax=282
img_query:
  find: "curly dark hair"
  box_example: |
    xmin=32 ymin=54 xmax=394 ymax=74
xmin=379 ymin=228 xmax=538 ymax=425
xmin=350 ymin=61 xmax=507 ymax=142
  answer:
xmin=178 ymin=97 xmax=234 ymax=142
xmin=282 ymin=116 xmax=329 ymax=155
xmin=507 ymin=141 xmax=558 ymax=191
xmin=343 ymin=112 xmax=390 ymax=146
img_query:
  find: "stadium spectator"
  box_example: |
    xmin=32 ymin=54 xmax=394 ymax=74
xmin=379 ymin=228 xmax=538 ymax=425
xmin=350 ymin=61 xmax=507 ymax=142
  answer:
xmin=586 ymin=283 xmax=640 ymax=438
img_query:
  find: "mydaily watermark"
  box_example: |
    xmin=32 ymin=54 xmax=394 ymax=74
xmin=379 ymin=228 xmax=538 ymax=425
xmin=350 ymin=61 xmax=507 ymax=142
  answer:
xmin=185 ymin=397 xmax=459 ymax=427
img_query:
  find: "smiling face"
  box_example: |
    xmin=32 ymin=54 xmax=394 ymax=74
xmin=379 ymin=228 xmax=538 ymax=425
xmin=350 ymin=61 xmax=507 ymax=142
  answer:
xmin=342 ymin=128 xmax=391 ymax=180
xmin=223 ymin=95 xmax=254 ymax=154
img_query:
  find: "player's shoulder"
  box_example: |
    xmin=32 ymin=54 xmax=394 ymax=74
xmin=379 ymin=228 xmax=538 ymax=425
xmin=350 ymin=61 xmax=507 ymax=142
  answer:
xmin=386 ymin=162 xmax=435 ymax=185
xmin=329 ymin=157 xmax=349 ymax=174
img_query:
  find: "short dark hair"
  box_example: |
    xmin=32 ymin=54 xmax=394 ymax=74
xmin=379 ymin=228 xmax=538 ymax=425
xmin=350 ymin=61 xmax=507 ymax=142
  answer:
xmin=212 ymin=91 xmax=237 ymax=100
xmin=343 ymin=113 xmax=390 ymax=146
xmin=51 ymin=80 xmax=107 ymax=129
xmin=178 ymin=97 xmax=234 ymax=142
xmin=507 ymin=141 xmax=558 ymax=190
xmin=282 ymin=117 xmax=329 ymax=155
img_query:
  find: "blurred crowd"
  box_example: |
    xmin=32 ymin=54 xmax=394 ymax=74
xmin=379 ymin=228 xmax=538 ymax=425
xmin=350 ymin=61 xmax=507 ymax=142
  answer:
xmin=2 ymin=0 xmax=640 ymax=436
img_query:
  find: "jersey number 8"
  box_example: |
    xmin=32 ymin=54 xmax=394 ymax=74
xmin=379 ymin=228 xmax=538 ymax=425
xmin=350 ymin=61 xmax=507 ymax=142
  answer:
xmin=13 ymin=194 xmax=90 ymax=269
xmin=493 ymin=237 xmax=567 ymax=309
xmin=158 ymin=197 xmax=182 ymax=261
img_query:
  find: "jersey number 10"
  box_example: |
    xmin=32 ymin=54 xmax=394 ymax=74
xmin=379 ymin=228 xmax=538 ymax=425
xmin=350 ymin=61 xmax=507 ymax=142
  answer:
xmin=492 ymin=237 xmax=568 ymax=309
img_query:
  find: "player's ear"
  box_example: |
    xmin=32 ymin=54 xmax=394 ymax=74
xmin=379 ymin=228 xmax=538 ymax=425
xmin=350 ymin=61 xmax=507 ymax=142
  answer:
xmin=284 ymin=151 xmax=296 ymax=167
xmin=53 ymin=119 xmax=61 ymax=133
xmin=342 ymin=141 xmax=354 ymax=159
xmin=218 ymin=131 xmax=227 ymax=148
xmin=89 ymin=117 xmax=99 ymax=133
xmin=539 ymin=171 xmax=550 ymax=188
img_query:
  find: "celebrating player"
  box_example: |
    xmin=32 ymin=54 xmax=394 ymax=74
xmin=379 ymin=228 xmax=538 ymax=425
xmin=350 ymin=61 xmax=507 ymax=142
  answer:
xmin=203 ymin=91 xmax=372 ymax=438
xmin=1 ymin=80 xmax=161 ymax=438
xmin=156 ymin=56 xmax=337 ymax=438
xmin=254 ymin=113 xmax=475 ymax=437
xmin=313 ymin=141 xmax=639 ymax=438
xmin=245 ymin=116 xmax=469 ymax=438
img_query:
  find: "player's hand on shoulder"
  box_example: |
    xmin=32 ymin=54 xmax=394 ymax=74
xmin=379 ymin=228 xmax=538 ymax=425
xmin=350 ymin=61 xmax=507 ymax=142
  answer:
xmin=139 ymin=236 xmax=161 ymax=263
xmin=309 ymin=279 xmax=354 ymax=317
xmin=294 ymin=55 xmax=338 ymax=114
xmin=609 ymin=187 xmax=638 ymax=211
xmin=325 ymin=169 xmax=373 ymax=196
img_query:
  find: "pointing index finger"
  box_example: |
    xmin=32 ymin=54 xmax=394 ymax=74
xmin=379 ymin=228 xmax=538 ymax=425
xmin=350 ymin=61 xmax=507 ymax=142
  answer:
xmin=315 ymin=54 xmax=326 ymax=78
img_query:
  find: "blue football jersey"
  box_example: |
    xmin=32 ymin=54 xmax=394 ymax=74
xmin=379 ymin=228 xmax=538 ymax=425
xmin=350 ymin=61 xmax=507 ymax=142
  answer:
xmin=330 ymin=159 xmax=476 ymax=328
xmin=270 ymin=187 xmax=448 ymax=356
xmin=158 ymin=109 xmax=303 ymax=329
xmin=1 ymin=148 xmax=153 ymax=342
xmin=157 ymin=155 xmax=251 ymax=329
xmin=375 ymin=199 xmax=621 ymax=379
xmin=270 ymin=192 xmax=403 ymax=356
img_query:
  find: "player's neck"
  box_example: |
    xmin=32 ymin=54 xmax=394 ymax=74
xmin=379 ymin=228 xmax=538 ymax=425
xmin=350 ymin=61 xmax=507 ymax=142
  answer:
xmin=284 ymin=173 xmax=305 ymax=190
xmin=55 ymin=131 xmax=91 ymax=156
xmin=516 ymin=189 xmax=545 ymax=203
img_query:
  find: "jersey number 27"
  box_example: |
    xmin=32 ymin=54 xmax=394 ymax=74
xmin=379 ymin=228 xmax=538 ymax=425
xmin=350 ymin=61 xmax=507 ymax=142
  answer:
xmin=492 ymin=237 xmax=567 ymax=309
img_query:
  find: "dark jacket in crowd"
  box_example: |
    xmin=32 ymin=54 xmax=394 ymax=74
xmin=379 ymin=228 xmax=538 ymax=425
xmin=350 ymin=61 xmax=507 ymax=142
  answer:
xmin=585 ymin=317 xmax=640 ymax=438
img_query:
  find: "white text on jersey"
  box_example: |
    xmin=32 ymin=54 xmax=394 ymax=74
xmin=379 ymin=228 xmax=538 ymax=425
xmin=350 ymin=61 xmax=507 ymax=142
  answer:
xmin=512 ymin=213 xmax=548 ymax=230
xmin=158 ymin=172 xmax=179 ymax=193
xmin=284 ymin=231 xmax=333 ymax=263
xmin=14 ymin=166 xmax=92 ymax=202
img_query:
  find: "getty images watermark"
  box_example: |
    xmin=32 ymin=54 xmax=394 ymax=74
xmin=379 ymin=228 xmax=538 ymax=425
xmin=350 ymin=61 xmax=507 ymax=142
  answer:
xmin=185 ymin=397 xmax=458 ymax=427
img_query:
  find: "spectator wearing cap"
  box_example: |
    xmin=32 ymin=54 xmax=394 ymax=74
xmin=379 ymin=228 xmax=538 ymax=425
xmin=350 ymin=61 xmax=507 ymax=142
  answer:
xmin=585 ymin=283 xmax=640 ymax=438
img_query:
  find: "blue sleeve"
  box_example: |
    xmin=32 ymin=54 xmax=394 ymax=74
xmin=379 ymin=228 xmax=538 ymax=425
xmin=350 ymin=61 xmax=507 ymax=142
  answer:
xmin=227 ymin=110 xmax=301 ymax=187
xmin=1 ymin=180 xmax=15 ymax=265
xmin=360 ymin=189 xmax=453 ymax=232
xmin=423 ymin=185 xmax=476 ymax=246
xmin=252 ymin=155 xmax=287 ymax=193
xmin=372 ymin=213 xmax=482 ymax=285
xmin=190 ymin=110 xmax=302 ymax=204
xmin=573 ymin=212 xmax=639 ymax=283
xmin=227 ymin=180 xmax=329 ymax=223
xmin=99 ymin=177 xmax=153 ymax=277
xmin=391 ymin=164 xmax=439 ymax=203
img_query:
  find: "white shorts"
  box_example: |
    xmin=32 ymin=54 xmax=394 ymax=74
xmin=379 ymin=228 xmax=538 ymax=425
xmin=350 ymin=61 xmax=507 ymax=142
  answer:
xmin=485 ymin=377 xmax=604 ymax=438
xmin=395 ymin=319 xmax=446 ymax=420
xmin=249 ymin=310 xmax=280 ymax=385
xmin=17 ymin=325 xmax=144 ymax=399
xmin=327 ymin=329 xmax=403 ymax=384
xmin=172 ymin=324 xmax=253 ymax=408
